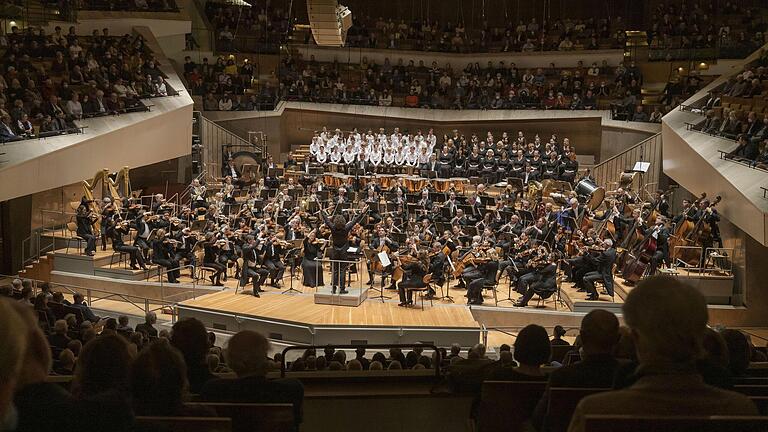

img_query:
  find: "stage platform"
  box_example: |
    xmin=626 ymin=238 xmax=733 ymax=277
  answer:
xmin=177 ymin=288 xmax=482 ymax=347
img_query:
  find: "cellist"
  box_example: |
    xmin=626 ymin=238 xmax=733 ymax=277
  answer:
xmin=367 ymin=225 xmax=399 ymax=287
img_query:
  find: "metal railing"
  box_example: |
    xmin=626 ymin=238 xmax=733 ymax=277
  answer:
xmin=279 ymin=344 xmax=442 ymax=378
xmin=2 ymin=273 xmax=177 ymax=318
xmin=149 ymin=264 xmax=198 ymax=299
xmin=199 ymin=114 xmax=258 ymax=174
xmin=591 ymin=132 xmax=663 ymax=198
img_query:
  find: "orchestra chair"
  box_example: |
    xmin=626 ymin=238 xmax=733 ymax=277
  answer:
xmin=133 ymin=416 xmax=232 ymax=432
xmin=594 ymin=263 xmax=617 ymax=302
xmin=583 ymin=415 xmax=768 ymax=432
xmin=544 ymin=387 xmax=611 ymax=432
xmin=183 ymin=402 xmax=294 ymax=432
xmin=482 ymin=278 xmax=499 ymax=307
xmin=65 ymin=221 xmax=85 ymax=255
xmin=477 ymin=381 xmax=547 ymax=432
xmin=407 ymin=273 xmax=433 ymax=310
xmin=233 ymin=257 xmax=245 ymax=294
xmin=108 ymin=250 xmax=130 ymax=269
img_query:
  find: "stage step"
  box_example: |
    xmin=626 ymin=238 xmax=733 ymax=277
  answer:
xmin=93 ymin=265 xmax=160 ymax=281
xmin=559 ymin=282 xmax=624 ymax=314
xmin=53 ymin=248 xmax=121 ymax=275
xmin=314 ymin=285 xmax=368 ymax=307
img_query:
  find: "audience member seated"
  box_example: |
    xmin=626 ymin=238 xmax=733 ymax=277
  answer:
xmin=489 ymin=324 xmax=551 ymax=381
xmin=0 ymin=26 xmax=172 ymax=142
xmin=80 ymin=0 xmax=180 ymax=12
xmin=130 ymin=340 xmax=198 ymax=416
xmin=201 ymin=330 xmax=304 ymax=423
xmin=170 ymin=317 xmax=216 ymax=394
xmin=71 ymin=334 xmax=135 ymax=431
xmin=135 ymin=311 xmax=159 ymax=338
xmin=532 ymin=309 xmax=621 ymax=429
xmin=567 ymin=276 xmax=757 ymax=432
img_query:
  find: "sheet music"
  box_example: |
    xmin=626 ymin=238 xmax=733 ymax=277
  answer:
xmin=378 ymin=251 xmax=391 ymax=267
xmin=633 ymin=162 xmax=650 ymax=173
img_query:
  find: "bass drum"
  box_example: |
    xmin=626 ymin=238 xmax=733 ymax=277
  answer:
xmin=230 ymin=151 xmax=260 ymax=184
xmin=574 ymin=178 xmax=605 ymax=211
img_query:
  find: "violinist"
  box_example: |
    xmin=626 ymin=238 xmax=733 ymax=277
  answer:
xmin=466 ymin=247 xmax=499 ymax=305
xmin=368 ymin=225 xmax=400 ymax=286
xmin=514 ymin=246 xmax=549 ymax=294
xmin=263 ymin=234 xmax=287 ymax=287
xmin=364 ymin=189 xmax=382 ymax=225
xmin=240 ymin=235 xmax=269 ymax=297
xmin=513 ymin=252 xmax=558 ymax=307
xmin=395 ymin=250 xmax=430 ymax=307
xmin=177 ymin=227 xmax=198 ymax=270
xmin=427 ymin=242 xmax=447 ymax=298
xmin=455 ymin=235 xmax=484 ymax=289
xmin=110 ymin=220 xmax=146 ymax=270
xmin=417 ymin=217 xmax=436 ymax=243
xmin=301 ymin=230 xmax=326 ymax=288
xmin=100 ymin=197 xmax=117 ymax=251
xmin=151 ymin=229 xmax=180 ymax=283
xmin=203 ymin=237 xmax=226 ymax=286
xmin=75 ymin=197 xmax=98 ymax=256
xmin=582 ymin=239 xmax=616 ymax=301
xmin=132 ymin=211 xmax=152 ymax=260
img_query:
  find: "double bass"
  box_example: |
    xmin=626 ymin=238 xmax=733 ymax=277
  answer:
xmin=673 ymin=195 xmax=722 ymax=266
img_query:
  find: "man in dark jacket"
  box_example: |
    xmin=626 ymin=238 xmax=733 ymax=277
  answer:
xmin=583 ymin=239 xmax=616 ymax=300
xmin=201 ymin=330 xmax=304 ymax=425
xmin=531 ymin=309 xmax=621 ymax=430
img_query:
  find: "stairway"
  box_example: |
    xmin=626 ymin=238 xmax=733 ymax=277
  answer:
xmin=18 ymin=252 xmax=54 ymax=283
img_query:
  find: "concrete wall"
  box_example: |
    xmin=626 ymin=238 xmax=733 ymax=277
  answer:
xmin=600 ymin=126 xmax=656 ymax=163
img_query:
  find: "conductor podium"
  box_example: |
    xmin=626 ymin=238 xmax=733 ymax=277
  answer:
xmin=313 ymin=256 xmax=368 ymax=307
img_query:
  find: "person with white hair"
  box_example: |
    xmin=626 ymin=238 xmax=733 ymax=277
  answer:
xmin=568 ymin=276 xmax=757 ymax=432
xmin=582 ymin=238 xmax=616 ymax=301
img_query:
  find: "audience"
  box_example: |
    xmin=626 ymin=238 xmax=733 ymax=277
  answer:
xmin=201 ymin=330 xmax=304 ymax=423
xmin=130 ymin=340 xmax=191 ymax=416
xmin=567 ymin=276 xmax=757 ymax=432
xmin=170 ymin=318 xmax=215 ymax=394
xmin=489 ymin=324 xmax=551 ymax=381
xmin=0 ymin=26 xmax=172 ymax=143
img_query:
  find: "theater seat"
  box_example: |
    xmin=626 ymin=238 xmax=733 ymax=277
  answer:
xmin=583 ymin=415 xmax=768 ymax=432
xmin=133 ymin=416 xmax=232 ymax=432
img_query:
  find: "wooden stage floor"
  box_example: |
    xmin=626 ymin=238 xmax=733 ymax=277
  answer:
xmin=180 ymin=288 xmax=479 ymax=328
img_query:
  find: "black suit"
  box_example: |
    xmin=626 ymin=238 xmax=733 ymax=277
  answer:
xmin=201 ymin=375 xmax=304 ymax=425
xmin=517 ymin=262 xmax=557 ymax=306
xmin=263 ymin=241 xmax=286 ymax=285
xmin=531 ymin=354 xmax=622 ymax=430
xmin=241 ymin=243 xmax=269 ymax=294
xmin=75 ymin=210 xmax=97 ymax=254
xmin=152 ymin=239 xmax=180 ymax=283
xmin=583 ymin=247 xmax=616 ymax=297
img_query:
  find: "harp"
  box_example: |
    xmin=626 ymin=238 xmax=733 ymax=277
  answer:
xmin=82 ymin=167 xmax=132 ymax=231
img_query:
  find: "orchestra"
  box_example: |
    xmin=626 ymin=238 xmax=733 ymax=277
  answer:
xmin=72 ymin=128 xmax=724 ymax=310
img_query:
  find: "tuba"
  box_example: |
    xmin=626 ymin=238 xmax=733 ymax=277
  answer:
xmin=525 ymin=180 xmax=543 ymax=202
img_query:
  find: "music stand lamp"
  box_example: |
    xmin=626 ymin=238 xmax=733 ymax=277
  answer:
xmin=282 ymin=247 xmax=302 ymax=294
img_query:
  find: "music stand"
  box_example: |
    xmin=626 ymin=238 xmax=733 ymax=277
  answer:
xmin=632 ymin=161 xmax=650 ymax=201
xmin=282 ymin=247 xmax=302 ymax=294
xmin=441 ymin=256 xmax=456 ymax=303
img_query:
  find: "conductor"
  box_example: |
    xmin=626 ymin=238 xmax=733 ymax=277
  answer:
xmin=317 ymin=195 xmax=368 ymax=294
